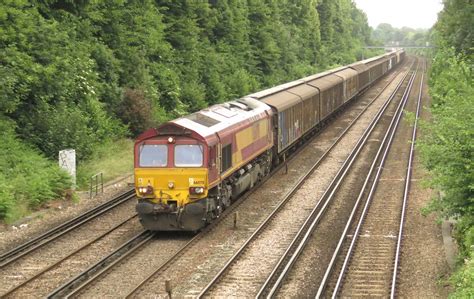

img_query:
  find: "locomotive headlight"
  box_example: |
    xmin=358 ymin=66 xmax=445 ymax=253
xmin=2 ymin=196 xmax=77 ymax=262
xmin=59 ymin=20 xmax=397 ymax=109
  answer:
xmin=189 ymin=187 xmax=205 ymax=195
xmin=138 ymin=186 xmax=153 ymax=194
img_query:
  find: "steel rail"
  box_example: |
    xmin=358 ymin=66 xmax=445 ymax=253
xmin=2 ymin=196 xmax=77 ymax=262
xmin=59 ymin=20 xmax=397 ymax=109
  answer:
xmin=52 ymin=61 xmax=406 ymax=299
xmin=0 ymin=189 xmax=135 ymax=268
xmin=196 ymin=62 xmax=412 ymax=298
xmin=52 ymin=103 xmax=339 ymax=298
xmin=316 ymin=61 xmax=419 ymax=298
xmin=390 ymin=62 xmax=424 ymax=299
xmin=1 ymin=214 xmax=139 ymax=298
xmin=122 ymin=63 xmax=407 ymax=299
xmin=123 ymin=234 xmax=203 ymax=298
xmin=47 ymin=230 xmax=153 ymax=299
xmin=71 ymin=110 xmax=337 ymax=299
xmin=258 ymin=61 xmax=416 ymax=299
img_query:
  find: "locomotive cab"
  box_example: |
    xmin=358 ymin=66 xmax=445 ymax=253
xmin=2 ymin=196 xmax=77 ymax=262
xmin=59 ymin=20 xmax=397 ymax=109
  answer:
xmin=134 ymin=127 xmax=212 ymax=231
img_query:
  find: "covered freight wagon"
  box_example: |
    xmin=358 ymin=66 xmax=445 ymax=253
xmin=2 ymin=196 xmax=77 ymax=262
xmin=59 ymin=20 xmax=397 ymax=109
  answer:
xmin=249 ymin=81 xmax=320 ymax=154
xmin=334 ymin=67 xmax=359 ymax=102
xmin=349 ymin=62 xmax=370 ymax=91
xmin=306 ymin=74 xmax=344 ymax=121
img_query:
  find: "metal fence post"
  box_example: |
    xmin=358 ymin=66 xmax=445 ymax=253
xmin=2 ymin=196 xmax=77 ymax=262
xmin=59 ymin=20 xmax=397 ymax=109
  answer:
xmin=89 ymin=172 xmax=104 ymax=199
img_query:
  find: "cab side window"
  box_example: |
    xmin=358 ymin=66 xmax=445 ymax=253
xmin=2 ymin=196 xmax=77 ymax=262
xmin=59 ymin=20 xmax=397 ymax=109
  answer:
xmin=221 ymin=144 xmax=232 ymax=173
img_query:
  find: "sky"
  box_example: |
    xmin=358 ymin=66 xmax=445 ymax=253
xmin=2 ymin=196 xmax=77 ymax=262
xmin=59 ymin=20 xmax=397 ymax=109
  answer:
xmin=353 ymin=0 xmax=444 ymax=29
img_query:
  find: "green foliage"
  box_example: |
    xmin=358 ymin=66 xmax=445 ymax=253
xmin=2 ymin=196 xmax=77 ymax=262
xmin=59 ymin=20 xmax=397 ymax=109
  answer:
xmin=0 ymin=117 xmax=70 ymax=221
xmin=433 ymin=0 xmax=473 ymax=58
xmin=419 ymin=48 xmax=474 ymax=250
xmin=420 ymin=1 xmax=473 ymax=293
xmin=118 ymin=89 xmax=154 ymax=136
xmin=449 ymin=253 xmax=474 ymax=298
xmin=420 ymin=48 xmax=473 ymax=271
xmin=0 ymin=1 xmax=126 ymax=160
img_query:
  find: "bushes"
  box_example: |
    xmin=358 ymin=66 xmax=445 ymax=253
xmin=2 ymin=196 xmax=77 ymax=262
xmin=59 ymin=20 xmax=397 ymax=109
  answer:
xmin=421 ymin=1 xmax=473 ymax=295
xmin=419 ymin=47 xmax=473 ymax=250
xmin=450 ymin=254 xmax=474 ymax=298
xmin=0 ymin=2 xmax=127 ymax=161
xmin=0 ymin=118 xmax=70 ymax=221
xmin=420 ymin=47 xmax=473 ymax=296
xmin=118 ymin=89 xmax=154 ymax=136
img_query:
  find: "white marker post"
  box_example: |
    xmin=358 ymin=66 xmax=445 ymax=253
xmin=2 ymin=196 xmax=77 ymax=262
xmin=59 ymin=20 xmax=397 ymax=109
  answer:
xmin=59 ymin=149 xmax=76 ymax=189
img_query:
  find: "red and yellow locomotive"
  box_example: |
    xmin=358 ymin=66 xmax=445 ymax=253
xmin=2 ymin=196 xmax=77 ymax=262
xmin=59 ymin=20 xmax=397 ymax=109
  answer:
xmin=134 ymin=98 xmax=273 ymax=231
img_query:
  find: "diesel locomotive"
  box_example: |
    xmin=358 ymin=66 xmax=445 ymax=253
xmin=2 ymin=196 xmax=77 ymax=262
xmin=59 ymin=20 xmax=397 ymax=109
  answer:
xmin=134 ymin=50 xmax=405 ymax=231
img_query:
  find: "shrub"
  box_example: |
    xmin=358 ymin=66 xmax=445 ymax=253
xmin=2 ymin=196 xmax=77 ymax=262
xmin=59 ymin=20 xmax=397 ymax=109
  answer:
xmin=118 ymin=89 xmax=154 ymax=136
xmin=0 ymin=117 xmax=71 ymax=221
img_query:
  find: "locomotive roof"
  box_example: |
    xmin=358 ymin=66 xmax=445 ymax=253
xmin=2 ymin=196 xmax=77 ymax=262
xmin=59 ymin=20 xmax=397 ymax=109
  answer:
xmin=171 ymin=97 xmax=270 ymax=138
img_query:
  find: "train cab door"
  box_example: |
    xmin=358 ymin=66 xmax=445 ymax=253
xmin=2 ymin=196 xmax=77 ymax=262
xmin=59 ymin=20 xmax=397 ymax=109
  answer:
xmin=216 ymin=133 xmax=222 ymax=180
xmin=208 ymin=144 xmax=219 ymax=185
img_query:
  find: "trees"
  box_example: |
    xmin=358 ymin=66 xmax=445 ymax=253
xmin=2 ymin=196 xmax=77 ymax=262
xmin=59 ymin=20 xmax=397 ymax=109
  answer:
xmin=0 ymin=1 xmax=125 ymax=160
xmin=433 ymin=0 xmax=473 ymax=57
xmin=0 ymin=0 xmax=376 ymax=220
xmin=372 ymin=23 xmax=430 ymax=47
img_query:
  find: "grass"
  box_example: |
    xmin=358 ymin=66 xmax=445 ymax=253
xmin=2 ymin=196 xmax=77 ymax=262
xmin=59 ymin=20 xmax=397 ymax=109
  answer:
xmin=76 ymin=138 xmax=134 ymax=189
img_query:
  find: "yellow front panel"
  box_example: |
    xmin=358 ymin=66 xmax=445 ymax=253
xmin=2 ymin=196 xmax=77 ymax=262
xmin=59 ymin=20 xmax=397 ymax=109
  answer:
xmin=135 ymin=167 xmax=208 ymax=206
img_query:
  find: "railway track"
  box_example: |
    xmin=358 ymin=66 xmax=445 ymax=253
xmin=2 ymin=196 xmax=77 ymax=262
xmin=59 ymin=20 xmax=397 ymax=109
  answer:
xmin=0 ymin=59 xmax=408 ymax=298
xmin=47 ymin=230 xmax=155 ymax=298
xmin=47 ymin=99 xmax=341 ymax=297
xmin=315 ymin=60 xmax=425 ymax=298
xmin=43 ymin=62 xmax=407 ymax=298
xmin=122 ymin=61 xmax=413 ymax=298
xmin=0 ymin=189 xmax=135 ymax=267
xmin=0 ymin=189 xmax=139 ymax=297
xmin=45 ymin=92 xmax=337 ymax=297
xmin=197 ymin=60 xmax=416 ymax=298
